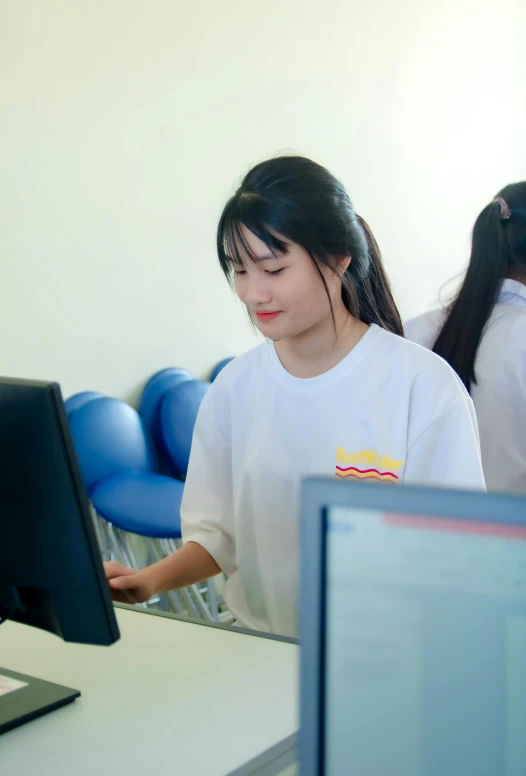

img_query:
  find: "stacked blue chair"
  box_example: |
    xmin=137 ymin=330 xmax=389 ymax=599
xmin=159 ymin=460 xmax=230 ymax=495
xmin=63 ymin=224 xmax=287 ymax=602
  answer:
xmin=139 ymin=368 xmax=193 ymax=476
xmin=65 ymin=390 xmax=105 ymax=418
xmin=210 ymin=357 xmax=234 ymax=382
xmin=68 ymin=397 xmax=214 ymax=621
xmin=160 ymin=379 xmax=210 ymax=478
xmin=65 ymin=391 xmax=108 ymax=556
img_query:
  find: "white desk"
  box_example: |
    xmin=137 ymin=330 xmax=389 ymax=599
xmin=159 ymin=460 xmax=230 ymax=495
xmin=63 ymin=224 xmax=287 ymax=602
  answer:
xmin=0 ymin=606 xmax=298 ymax=775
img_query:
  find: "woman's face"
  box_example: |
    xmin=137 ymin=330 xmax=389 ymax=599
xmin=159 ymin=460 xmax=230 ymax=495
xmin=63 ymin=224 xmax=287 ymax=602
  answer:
xmin=232 ymin=227 xmax=349 ymax=341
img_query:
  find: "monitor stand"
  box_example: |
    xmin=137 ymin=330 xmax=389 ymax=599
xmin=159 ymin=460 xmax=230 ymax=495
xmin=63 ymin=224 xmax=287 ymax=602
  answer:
xmin=0 ymin=667 xmax=80 ymax=735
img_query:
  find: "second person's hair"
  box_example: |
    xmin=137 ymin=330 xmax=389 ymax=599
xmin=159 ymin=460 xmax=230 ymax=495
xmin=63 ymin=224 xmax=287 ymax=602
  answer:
xmin=433 ymin=181 xmax=526 ymax=391
xmin=217 ymin=155 xmax=403 ymax=336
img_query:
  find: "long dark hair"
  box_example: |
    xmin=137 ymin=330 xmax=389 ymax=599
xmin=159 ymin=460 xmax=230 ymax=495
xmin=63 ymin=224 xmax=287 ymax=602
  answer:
xmin=433 ymin=182 xmax=526 ymax=391
xmin=216 ymin=156 xmax=403 ymax=336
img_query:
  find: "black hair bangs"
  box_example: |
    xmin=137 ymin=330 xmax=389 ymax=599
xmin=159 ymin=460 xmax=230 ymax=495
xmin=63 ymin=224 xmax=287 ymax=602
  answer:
xmin=217 ymin=194 xmax=289 ymax=281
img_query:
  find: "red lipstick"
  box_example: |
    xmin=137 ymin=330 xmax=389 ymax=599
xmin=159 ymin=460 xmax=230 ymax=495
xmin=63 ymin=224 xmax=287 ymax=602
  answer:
xmin=255 ymin=312 xmax=282 ymax=322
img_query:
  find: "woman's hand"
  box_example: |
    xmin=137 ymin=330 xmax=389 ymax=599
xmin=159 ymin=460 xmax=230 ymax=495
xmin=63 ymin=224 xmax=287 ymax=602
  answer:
xmin=103 ymin=561 xmax=155 ymax=604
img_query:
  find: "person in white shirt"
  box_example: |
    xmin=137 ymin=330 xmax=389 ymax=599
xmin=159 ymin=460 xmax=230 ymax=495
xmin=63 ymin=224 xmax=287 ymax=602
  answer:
xmin=105 ymin=156 xmax=485 ymax=637
xmin=406 ymin=182 xmax=526 ymax=494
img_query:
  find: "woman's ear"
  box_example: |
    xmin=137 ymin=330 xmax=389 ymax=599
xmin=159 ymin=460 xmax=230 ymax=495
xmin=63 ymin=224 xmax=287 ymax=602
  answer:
xmin=335 ymin=255 xmax=352 ymax=275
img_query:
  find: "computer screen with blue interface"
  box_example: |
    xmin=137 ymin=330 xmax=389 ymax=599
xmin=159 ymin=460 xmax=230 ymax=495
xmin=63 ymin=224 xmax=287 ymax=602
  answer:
xmin=324 ymin=507 xmax=526 ymax=776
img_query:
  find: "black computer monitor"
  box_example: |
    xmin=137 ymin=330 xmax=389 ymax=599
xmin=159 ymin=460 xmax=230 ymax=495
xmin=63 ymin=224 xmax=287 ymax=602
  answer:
xmin=0 ymin=377 xmax=119 ymax=733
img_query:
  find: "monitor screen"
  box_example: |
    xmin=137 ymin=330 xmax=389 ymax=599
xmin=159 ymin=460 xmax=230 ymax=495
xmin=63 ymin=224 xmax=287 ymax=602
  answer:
xmin=323 ymin=506 xmax=526 ymax=776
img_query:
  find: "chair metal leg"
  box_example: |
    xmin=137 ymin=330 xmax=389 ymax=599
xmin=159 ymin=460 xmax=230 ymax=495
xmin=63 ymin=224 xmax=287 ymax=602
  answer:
xmin=95 ymin=516 xmax=121 ymax=564
xmin=189 ymin=584 xmax=215 ymax=621
xmin=179 ymin=586 xmax=202 ymax=620
xmin=89 ymin=503 xmax=112 ymax=562
xmin=100 ymin=519 xmax=115 ymax=562
xmin=90 ymin=503 xmax=104 ymax=553
xmin=107 ymin=523 xmax=136 ymax=569
xmin=205 ymin=577 xmax=220 ymax=620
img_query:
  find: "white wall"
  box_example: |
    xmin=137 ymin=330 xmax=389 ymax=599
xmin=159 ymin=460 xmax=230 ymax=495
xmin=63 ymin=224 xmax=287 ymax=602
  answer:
xmin=2 ymin=0 xmax=525 ymax=402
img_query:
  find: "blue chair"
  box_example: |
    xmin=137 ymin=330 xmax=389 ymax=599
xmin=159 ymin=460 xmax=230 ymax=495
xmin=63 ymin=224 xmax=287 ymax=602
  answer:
xmin=210 ymin=357 xmax=234 ymax=382
xmin=160 ymin=379 xmax=210 ymax=478
xmin=93 ymin=472 xmax=184 ymax=538
xmin=69 ymin=397 xmax=216 ymax=621
xmin=69 ymin=398 xmax=158 ymax=491
xmin=65 ymin=391 xmax=105 ymax=418
xmin=142 ymin=367 xmax=193 ymax=395
xmin=139 ymin=368 xmax=193 ymax=474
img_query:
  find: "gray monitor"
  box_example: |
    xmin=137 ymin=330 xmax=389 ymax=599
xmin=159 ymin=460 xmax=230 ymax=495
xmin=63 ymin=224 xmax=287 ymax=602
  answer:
xmin=300 ymin=479 xmax=526 ymax=776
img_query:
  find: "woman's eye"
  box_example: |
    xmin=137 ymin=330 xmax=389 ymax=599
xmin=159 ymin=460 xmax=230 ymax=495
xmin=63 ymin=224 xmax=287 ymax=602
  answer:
xmin=267 ymin=268 xmax=285 ymax=276
xmin=234 ymin=269 xmax=247 ymax=276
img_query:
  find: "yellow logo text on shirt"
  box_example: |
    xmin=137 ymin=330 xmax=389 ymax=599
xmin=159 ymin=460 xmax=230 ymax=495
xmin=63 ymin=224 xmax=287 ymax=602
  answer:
xmin=335 ymin=448 xmax=403 ymax=482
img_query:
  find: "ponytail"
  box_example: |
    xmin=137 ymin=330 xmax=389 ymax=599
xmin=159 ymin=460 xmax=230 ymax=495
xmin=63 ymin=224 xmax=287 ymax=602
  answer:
xmin=432 ymin=183 xmax=526 ymax=391
xmin=345 ymin=216 xmax=403 ymax=336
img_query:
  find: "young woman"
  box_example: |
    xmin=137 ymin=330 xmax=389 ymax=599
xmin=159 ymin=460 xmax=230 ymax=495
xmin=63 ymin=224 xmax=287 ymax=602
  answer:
xmin=105 ymin=156 xmax=485 ymax=637
xmin=406 ymin=183 xmax=526 ymax=493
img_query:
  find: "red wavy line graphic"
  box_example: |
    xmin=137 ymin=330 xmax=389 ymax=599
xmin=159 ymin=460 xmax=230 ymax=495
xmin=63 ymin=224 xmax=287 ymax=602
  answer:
xmin=336 ymin=466 xmax=399 ymax=479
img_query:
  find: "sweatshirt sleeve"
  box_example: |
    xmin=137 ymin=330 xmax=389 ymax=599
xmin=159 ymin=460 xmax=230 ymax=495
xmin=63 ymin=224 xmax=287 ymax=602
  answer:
xmin=403 ymin=395 xmax=486 ymax=490
xmin=180 ymin=398 xmax=236 ymax=577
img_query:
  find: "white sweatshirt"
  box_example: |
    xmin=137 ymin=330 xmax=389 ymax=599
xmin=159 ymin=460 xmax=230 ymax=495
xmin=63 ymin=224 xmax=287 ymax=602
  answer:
xmin=405 ymin=279 xmax=526 ymax=493
xmin=181 ymin=324 xmax=485 ymax=637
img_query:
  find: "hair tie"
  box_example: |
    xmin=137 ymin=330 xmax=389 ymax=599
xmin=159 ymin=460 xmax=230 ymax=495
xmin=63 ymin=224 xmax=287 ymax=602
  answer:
xmin=493 ymin=197 xmax=511 ymax=220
